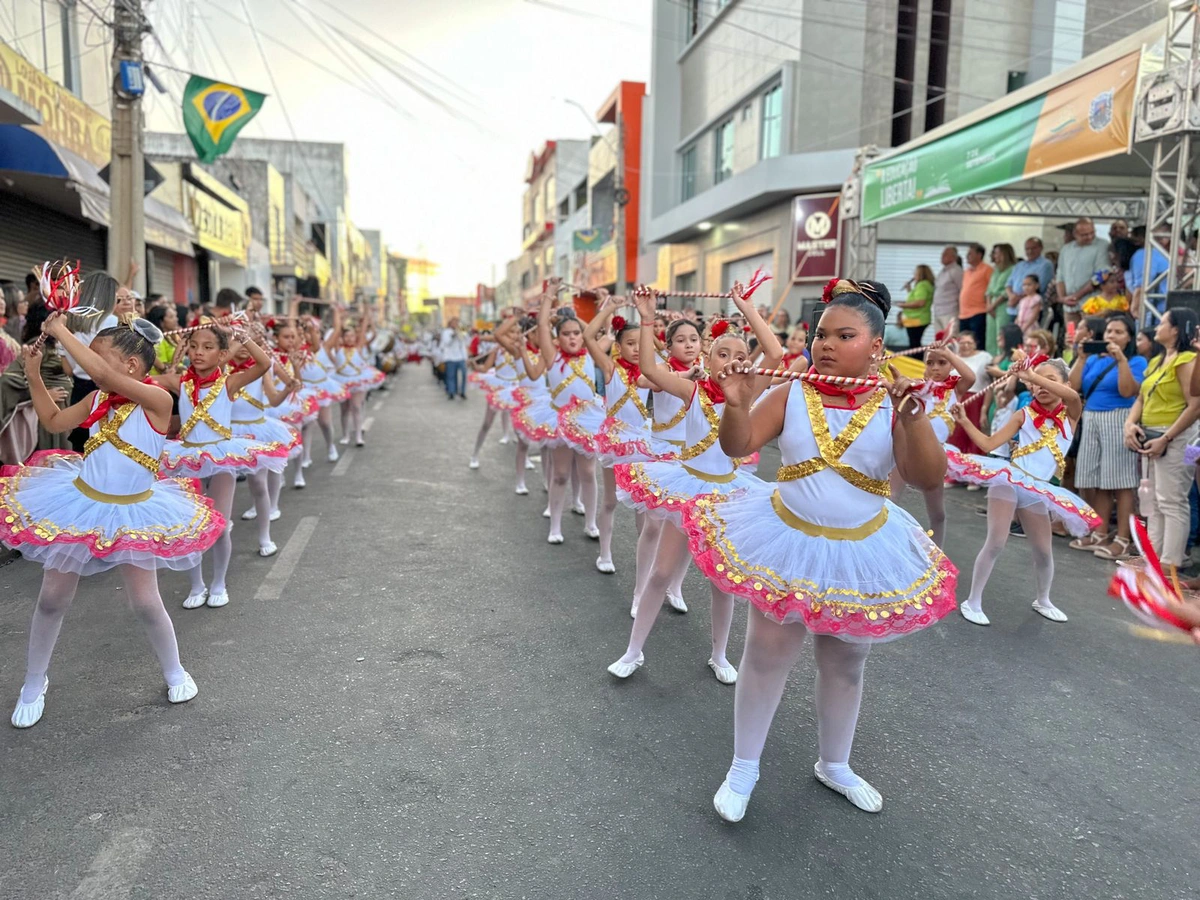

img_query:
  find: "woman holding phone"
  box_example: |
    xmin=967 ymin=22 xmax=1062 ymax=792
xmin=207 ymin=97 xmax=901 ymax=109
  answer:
xmin=1123 ymin=308 xmax=1200 ymax=573
xmin=1068 ymin=315 xmax=1145 ymax=559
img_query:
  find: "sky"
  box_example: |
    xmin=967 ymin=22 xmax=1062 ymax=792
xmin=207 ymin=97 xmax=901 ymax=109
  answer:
xmin=140 ymin=0 xmax=655 ymax=297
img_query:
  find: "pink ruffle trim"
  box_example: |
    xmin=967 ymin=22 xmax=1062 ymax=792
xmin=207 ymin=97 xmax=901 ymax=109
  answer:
xmin=557 ymin=397 xmax=597 ymax=455
xmin=160 ymin=441 xmax=293 ymax=475
xmin=509 ymin=388 xmax=556 ymax=444
xmin=595 ymin=420 xmax=675 ymax=463
xmin=947 ymin=450 xmax=1103 ymax=531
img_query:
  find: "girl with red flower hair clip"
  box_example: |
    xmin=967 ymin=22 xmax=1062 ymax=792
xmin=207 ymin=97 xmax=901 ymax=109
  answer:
xmin=606 ymin=281 xmax=781 ymax=686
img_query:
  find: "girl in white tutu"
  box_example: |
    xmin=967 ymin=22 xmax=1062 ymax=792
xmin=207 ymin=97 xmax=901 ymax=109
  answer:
xmin=295 ymin=311 xmax=348 ymax=476
xmin=687 ymin=279 xmax=956 ymax=819
xmin=607 ymin=284 xmax=781 ymax=683
xmin=155 ymin=323 xmax=276 ymax=609
xmin=949 ymin=356 xmax=1101 ymax=625
xmin=230 ymin=330 xmax=303 ymax=557
xmin=331 ymin=316 xmax=374 ymax=447
xmin=468 ymin=316 xmax=519 ymax=469
xmin=889 ymin=344 xmax=976 ymax=545
xmin=508 ymin=316 xmax=554 ymax=497
xmin=2 ymin=315 xmax=225 ymax=728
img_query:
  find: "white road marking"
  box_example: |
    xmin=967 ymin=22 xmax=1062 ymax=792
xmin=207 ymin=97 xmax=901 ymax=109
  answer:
xmin=363 ymin=416 xmax=375 ymax=432
xmin=69 ymin=827 xmax=153 ymax=900
xmin=394 ymin=477 xmax=456 ymax=488
xmin=371 ymin=399 xmax=384 ymax=412
xmin=331 ymin=450 xmax=354 ymax=477
xmin=255 ymin=516 xmax=319 ymax=601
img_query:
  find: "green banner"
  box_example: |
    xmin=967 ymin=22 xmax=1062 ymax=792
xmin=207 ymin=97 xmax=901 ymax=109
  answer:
xmin=182 ymin=75 xmax=266 ymax=164
xmin=572 ymin=226 xmax=613 ymax=251
xmin=862 ymin=99 xmax=1042 ymax=224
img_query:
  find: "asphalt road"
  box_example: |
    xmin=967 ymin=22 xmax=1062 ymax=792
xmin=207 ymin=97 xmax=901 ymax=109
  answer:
xmin=2 ymin=371 xmax=1198 ymax=900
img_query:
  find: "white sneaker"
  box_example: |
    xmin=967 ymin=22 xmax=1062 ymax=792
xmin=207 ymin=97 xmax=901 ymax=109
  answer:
xmin=469 ymin=458 xmax=480 ymax=470
xmin=206 ymin=590 xmax=230 ymax=608
xmin=327 ymin=447 xmax=339 ymax=463
xmin=813 ymin=761 xmax=883 ymax=813
xmin=10 ymin=677 xmax=48 ymax=728
xmin=293 ymin=471 xmax=306 ymax=489
xmin=708 ymin=658 xmax=738 ymax=684
xmin=515 ymin=485 xmax=529 ymax=495
xmin=595 ymin=557 xmax=615 ymax=574
xmin=713 ymin=779 xmax=751 ymax=823
xmin=607 ymin=652 xmax=644 ymax=679
xmin=571 ymin=501 xmax=586 ymax=516
xmin=259 ymin=541 xmax=278 ymax=558
xmin=167 ymin=673 xmax=198 ymax=704
xmin=959 ymin=602 xmax=990 ymax=626
xmin=269 ymin=509 xmax=281 ymax=522
xmin=182 ymin=589 xmax=208 ymax=609
xmin=667 ymin=592 xmax=688 ymax=613
xmin=241 ymin=507 xmax=258 ymax=521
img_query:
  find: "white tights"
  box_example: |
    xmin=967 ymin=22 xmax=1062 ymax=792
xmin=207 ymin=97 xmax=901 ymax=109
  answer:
xmin=473 ymin=405 xmax=498 ymax=456
xmin=190 ymin=472 xmax=235 ymax=596
xmin=302 ymin=406 xmax=336 ymax=464
xmin=964 ymin=493 xmax=1059 ymax=613
xmin=616 ymin=522 xmax=734 ymax=667
xmin=247 ymin=469 xmax=274 ymax=547
xmin=340 ymin=391 xmax=365 ymax=443
xmin=891 ymin=471 xmax=946 ymax=547
xmin=548 ymin=446 xmax=596 ymax=538
xmin=515 ymin=438 xmax=530 ymax=491
xmin=597 ymin=467 xmax=618 ymax=565
xmin=20 ymin=566 xmax=187 ymax=703
xmin=268 ymin=467 xmax=284 ymax=513
xmin=632 ymin=514 xmax=687 ymax=606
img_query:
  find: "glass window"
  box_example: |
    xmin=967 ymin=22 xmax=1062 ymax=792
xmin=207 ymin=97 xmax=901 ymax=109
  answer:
xmin=681 ymin=144 xmax=697 ymax=202
xmin=761 ymin=85 xmax=782 ymax=160
xmin=574 ymin=180 xmax=587 ymax=211
xmin=714 ymin=119 xmax=734 ymax=184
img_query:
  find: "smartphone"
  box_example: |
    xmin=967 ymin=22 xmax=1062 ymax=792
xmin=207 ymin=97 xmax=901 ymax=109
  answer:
xmin=1081 ymin=340 xmax=1108 ymax=354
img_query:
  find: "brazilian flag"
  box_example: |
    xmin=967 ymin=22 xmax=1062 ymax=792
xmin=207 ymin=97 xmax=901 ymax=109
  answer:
xmin=182 ymin=75 xmax=266 ymax=163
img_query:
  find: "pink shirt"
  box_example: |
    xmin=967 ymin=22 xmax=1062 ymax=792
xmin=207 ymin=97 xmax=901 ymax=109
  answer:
xmin=1017 ymin=293 xmax=1043 ymax=332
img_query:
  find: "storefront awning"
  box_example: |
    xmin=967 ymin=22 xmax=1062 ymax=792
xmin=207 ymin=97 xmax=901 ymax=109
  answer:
xmin=0 ymin=86 xmax=40 ymax=126
xmin=861 ymin=21 xmax=1164 ymax=225
xmin=0 ymin=124 xmax=195 ymax=256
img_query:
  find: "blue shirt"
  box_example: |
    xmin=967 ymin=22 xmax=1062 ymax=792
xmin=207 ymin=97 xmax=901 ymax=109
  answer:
xmin=1006 ymin=257 xmax=1056 ymax=301
xmin=1080 ymin=353 xmax=1146 ymax=412
xmin=1127 ymin=245 xmax=1170 ymax=294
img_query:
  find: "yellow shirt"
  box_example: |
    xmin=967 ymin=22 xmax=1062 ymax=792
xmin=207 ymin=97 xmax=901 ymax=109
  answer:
xmin=1141 ymin=351 xmax=1196 ymax=427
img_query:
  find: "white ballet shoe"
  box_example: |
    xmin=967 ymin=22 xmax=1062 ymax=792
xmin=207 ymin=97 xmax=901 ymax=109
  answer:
xmin=547 ymin=533 xmax=564 ymax=545
xmin=241 ymin=507 xmax=258 ymax=521
xmin=667 ymin=592 xmax=688 ymax=613
xmin=959 ymin=602 xmax=990 ymax=626
xmin=11 ymin=677 xmax=47 ymax=728
xmin=571 ymin=501 xmax=586 ymax=516
xmin=607 ymin=652 xmax=644 ymax=679
xmin=269 ymin=509 xmax=281 ymax=522
xmin=595 ymin=557 xmax=615 ymax=574
xmin=630 ymin=601 xmax=638 ymax=619
xmin=525 ymin=459 xmax=537 ymax=471
xmin=206 ymin=590 xmax=230 ymax=608
xmin=355 ymin=438 xmax=365 ymax=448
xmin=584 ymin=524 xmax=600 ymax=540
xmin=258 ymin=541 xmax=278 ymax=558
xmin=293 ymin=471 xmax=307 ymax=489
xmin=167 ymin=673 xmax=198 ymax=704
xmin=515 ymin=485 xmax=529 ymax=495
xmin=468 ymin=458 xmax=480 ymax=470
xmin=708 ymin=658 xmax=738 ymax=684
xmin=182 ymin=589 xmax=208 ymax=610
xmin=499 ymin=435 xmax=510 ymax=445
xmin=338 ymin=436 xmax=350 ymax=445
xmin=542 ymin=506 xmax=551 ymax=518
xmin=301 ymin=458 xmax=313 ymax=469
xmin=327 ymin=447 xmax=340 ymax=462
xmin=814 ymin=762 xmax=883 ymax=813
xmin=713 ymin=779 xmax=751 ymax=823
xmin=1032 ymin=601 xmax=1068 ymax=622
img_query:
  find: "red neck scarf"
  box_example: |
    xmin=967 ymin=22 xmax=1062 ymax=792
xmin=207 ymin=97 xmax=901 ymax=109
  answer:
xmin=182 ymin=366 xmax=222 ymax=405
xmin=782 ymin=352 xmax=804 ymax=368
xmin=698 ymin=377 xmax=725 ymax=405
xmin=1029 ymin=399 xmax=1067 ymax=436
xmin=229 ymin=358 xmax=257 ymax=374
xmin=667 ymin=356 xmax=693 ymax=374
xmin=525 ymin=340 xmax=539 ymax=354
xmin=804 ymin=365 xmax=874 ymax=409
xmin=558 ymin=347 xmax=587 ymax=372
xmin=616 ymin=357 xmax=641 ymax=382
xmin=81 ymin=379 xmax=155 ymax=428
xmin=929 ymin=374 xmax=960 ymax=400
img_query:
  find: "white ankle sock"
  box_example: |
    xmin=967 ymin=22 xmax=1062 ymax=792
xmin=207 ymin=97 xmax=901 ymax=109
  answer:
xmin=815 ymin=759 xmax=865 ymax=789
xmin=726 ymin=755 xmax=760 ymax=796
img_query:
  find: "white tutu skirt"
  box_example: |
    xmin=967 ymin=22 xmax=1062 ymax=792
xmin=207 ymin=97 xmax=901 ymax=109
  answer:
xmin=161 ymin=434 xmax=292 ymax=478
xmin=681 ymin=479 xmax=958 ymax=643
xmin=0 ymin=454 xmax=225 ymax=575
xmin=234 ymin=417 xmax=302 ymax=464
xmin=559 ymin=396 xmax=605 ymax=457
xmin=269 ymin=393 xmax=319 ymax=428
xmin=487 ymin=384 xmax=522 ymax=412
xmin=614 ymin=459 xmax=761 ymax=525
xmin=302 ymin=378 xmax=349 ymax=408
xmin=476 ymin=372 xmax=508 ymax=394
xmin=595 ymin=416 xmax=678 ymax=465
xmin=946 ymin=450 xmax=1101 ymax=537
xmin=511 ymin=389 xmax=563 ymax=449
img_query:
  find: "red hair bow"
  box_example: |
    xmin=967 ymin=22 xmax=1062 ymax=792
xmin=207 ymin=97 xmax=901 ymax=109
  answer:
xmin=821 ymin=277 xmax=841 ymax=304
xmin=611 ymin=315 xmax=627 ymax=331
xmin=710 ymin=320 xmax=730 ymax=338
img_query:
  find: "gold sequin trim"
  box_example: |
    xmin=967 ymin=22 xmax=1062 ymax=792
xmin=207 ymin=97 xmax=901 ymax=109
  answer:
xmin=233 ymin=387 xmax=269 ymax=411
xmin=549 ymin=356 xmax=592 ymax=401
xmin=73 ymin=476 xmax=153 ymax=505
xmin=179 ymin=373 xmax=232 ymax=441
xmin=1011 ymin=422 xmax=1066 ymax=481
xmin=681 ymin=463 xmax=737 ymax=483
xmin=231 ymin=417 xmax=267 ymax=425
xmin=771 ymin=490 xmax=888 ymax=540
xmin=680 ymin=390 xmax=721 ymax=461
xmin=608 ymin=366 xmax=650 ymax=421
xmin=775 ymin=383 xmax=889 ymax=497
xmin=652 ymin=396 xmax=688 ymax=433
xmin=82 ymin=397 xmax=161 ymax=474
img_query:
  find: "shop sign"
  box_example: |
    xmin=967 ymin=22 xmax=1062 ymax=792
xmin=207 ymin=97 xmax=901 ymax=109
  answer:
xmin=186 ymin=183 xmax=250 ymax=266
xmin=0 ymin=42 xmax=111 ymax=168
xmin=862 ymin=51 xmax=1140 ymax=224
xmin=792 ymin=193 xmax=841 ymax=282
xmin=583 ymin=241 xmax=617 ymax=289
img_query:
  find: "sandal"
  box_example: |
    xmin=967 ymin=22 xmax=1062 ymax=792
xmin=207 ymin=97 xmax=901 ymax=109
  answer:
xmin=1069 ymin=532 xmax=1107 ymax=551
xmin=1093 ymin=536 xmax=1132 ymax=561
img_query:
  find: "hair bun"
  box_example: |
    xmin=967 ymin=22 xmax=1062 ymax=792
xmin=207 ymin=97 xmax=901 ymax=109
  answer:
xmin=130 ymin=317 xmax=163 ymax=344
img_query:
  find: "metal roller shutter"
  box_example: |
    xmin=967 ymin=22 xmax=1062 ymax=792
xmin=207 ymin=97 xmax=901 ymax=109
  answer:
xmin=0 ymin=194 xmax=106 ymax=284
xmin=147 ymin=247 xmax=177 ymax=303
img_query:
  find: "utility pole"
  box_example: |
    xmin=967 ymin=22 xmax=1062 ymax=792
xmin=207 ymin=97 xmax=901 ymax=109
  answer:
xmin=614 ymin=113 xmax=629 ymax=294
xmin=108 ymin=0 xmax=148 ymax=295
